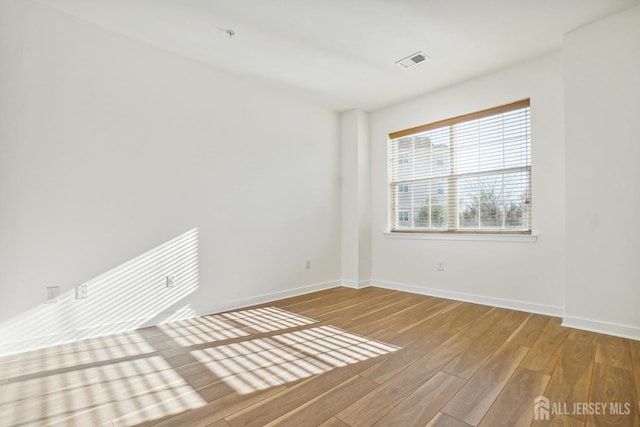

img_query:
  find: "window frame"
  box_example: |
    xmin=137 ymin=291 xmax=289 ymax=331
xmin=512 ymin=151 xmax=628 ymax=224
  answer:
xmin=387 ymin=99 xmax=532 ymax=235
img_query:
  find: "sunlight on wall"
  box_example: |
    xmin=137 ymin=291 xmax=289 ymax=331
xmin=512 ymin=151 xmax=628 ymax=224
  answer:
xmin=191 ymin=325 xmax=399 ymax=394
xmin=0 ymin=228 xmax=199 ymax=356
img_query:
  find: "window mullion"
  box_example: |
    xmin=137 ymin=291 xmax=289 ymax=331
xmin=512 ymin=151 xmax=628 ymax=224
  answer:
xmin=410 ymin=137 xmax=415 ymax=229
xmin=448 ymin=125 xmax=457 ymax=231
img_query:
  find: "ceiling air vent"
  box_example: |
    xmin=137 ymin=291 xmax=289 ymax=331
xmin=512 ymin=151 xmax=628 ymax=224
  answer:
xmin=395 ymin=51 xmax=429 ymax=69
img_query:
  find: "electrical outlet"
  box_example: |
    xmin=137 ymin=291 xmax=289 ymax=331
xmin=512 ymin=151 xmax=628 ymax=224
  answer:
xmin=436 ymin=261 xmax=444 ymax=271
xmin=76 ymin=283 xmax=88 ymax=299
xmin=166 ymin=275 xmax=176 ymax=288
xmin=305 ymin=260 xmax=311 ymax=270
xmin=45 ymin=286 xmax=60 ymax=304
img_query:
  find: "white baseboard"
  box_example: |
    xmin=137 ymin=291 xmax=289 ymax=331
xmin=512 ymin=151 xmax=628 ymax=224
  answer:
xmin=358 ymin=280 xmax=372 ymax=288
xmin=4 ymin=278 xmax=636 ymax=357
xmin=195 ymin=280 xmax=342 ymax=317
xmin=562 ymin=315 xmax=640 ymax=342
xmin=341 ymin=280 xmax=359 ymax=289
xmin=0 ymin=318 xmax=155 ymax=357
xmin=370 ymin=279 xmax=564 ymax=317
xmin=341 ymin=279 xmax=372 ymax=289
xmin=0 ymin=279 xmax=342 ymax=357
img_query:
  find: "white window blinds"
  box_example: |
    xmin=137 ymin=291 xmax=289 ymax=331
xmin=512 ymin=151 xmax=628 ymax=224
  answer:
xmin=389 ymin=99 xmax=531 ymax=233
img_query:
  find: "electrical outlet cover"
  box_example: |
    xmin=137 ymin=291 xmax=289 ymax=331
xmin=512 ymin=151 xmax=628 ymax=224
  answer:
xmin=76 ymin=284 xmax=88 ymax=299
xmin=45 ymin=286 xmax=60 ymax=304
xmin=166 ymin=275 xmax=176 ymax=288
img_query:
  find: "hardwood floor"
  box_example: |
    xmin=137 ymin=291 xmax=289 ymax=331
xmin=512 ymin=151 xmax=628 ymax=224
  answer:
xmin=1 ymin=287 xmax=639 ymax=426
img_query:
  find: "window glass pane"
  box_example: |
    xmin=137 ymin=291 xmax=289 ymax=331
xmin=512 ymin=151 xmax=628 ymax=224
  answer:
xmin=503 ymin=170 xmax=531 ymax=229
xmin=478 ymin=174 xmax=503 ymax=228
xmin=429 ymin=181 xmax=448 ymax=229
xmin=393 ymin=183 xmax=412 ymax=229
xmin=389 ymin=101 xmax=530 ymax=233
xmin=412 ymin=182 xmax=429 ymax=228
xmin=458 ymin=176 xmax=479 ymax=228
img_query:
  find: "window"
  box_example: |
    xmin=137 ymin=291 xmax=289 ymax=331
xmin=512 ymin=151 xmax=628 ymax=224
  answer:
xmin=389 ymin=99 xmax=531 ymax=233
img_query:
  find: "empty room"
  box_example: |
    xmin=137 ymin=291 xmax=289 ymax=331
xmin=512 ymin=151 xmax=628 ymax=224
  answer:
xmin=1 ymin=0 xmax=639 ymax=426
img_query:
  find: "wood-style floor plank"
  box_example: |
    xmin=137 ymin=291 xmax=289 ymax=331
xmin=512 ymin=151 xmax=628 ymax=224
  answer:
xmin=358 ymin=336 xmax=443 ymax=385
xmin=440 ymin=307 xmax=511 ymax=352
xmin=305 ymin=288 xmax=397 ymax=321
xmin=568 ymin=328 xmax=599 ymax=345
xmin=318 ymin=417 xmax=349 ymax=427
xmin=426 ymin=412 xmax=474 ymax=427
xmin=586 ymin=363 xmax=640 ymax=427
xmin=531 ymin=414 xmax=585 ymax=427
xmin=430 ymin=303 xmax=494 ymax=342
xmin=521 ymin=317 xmax=570 ymax=375
xmin=264 ymin=375 xmax=377 ymax=426
xmin=2 ymin=286 xmax=639 ymax=427
xmin=595 ymin=335 xmax=632 ymax=369
xmin=127 ymin=382 xmax=288 ymax=427
xmin=0 ymin=366 xmax=102 ymax=405
xmin=630 ymin=340 xmax=640 ymax=410
xmin=327 ymin=295 xmax=424 ymax=338
xmin=441 ymin=341 xmax=530 ymax=426
xmin=388 ymin=301 xmax=487 ymax=350
xmin=372 ymin=371 xmax=465 ymax=426
xmin=225 ymin=357 xmax=379 ymax=427
xmin=508 ymin=313 xmax=549 ymax=346
xmin=541 ymin=338 xmax=595 ymax=422
xmin=359 ymin=300 xmax=467 ymax=383
xmin=478 ymin=367 xmax=550 ymax=427
xmin=0 ymin=350 xmax=94 ymax=382
xmin=386 ymin=298 xmax=452 ymax=333
xmin=442 ymin=310 xmax=524 ymax=379
xmin=336 ymin=344 xmax=462 ymax=427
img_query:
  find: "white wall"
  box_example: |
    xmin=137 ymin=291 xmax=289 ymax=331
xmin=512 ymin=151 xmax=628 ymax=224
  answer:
xmin=563 ymin=5 xmax=640 ymax=339
xmin=0 ymin=1 xmax=341 ymax=355
xmin=2 ymin=1 xmax=638 ymax=356
xmin=369 ymin=53 xmax=566 ymax=315
xmin=356 ymin=112 xmax=372 ymax=284
xmin=341 ymin=110 xmax=371 ymax=288
xmin=341 ymin=111 xmax=358 ymax=285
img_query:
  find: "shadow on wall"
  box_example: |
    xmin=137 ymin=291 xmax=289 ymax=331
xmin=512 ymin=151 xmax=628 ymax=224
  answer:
xmin=0 ymin=228 xmax=200 ymax=356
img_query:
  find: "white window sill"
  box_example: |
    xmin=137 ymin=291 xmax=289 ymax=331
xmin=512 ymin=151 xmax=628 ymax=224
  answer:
xmin=384 ymin=232 xmax=538 ymax=243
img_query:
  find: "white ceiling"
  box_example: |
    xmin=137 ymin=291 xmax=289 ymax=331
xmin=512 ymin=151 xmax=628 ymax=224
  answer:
xmin=37 ymin=0 xmax=640 ymax=111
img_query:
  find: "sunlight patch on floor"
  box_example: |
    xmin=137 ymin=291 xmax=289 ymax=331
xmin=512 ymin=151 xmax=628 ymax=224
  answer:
xmin=84 ymin=332 xmax=157 ymax=362
xmin=191 ymin=325 xmax=398 ymax=394
xmin=158 ymin=306 xmax=316 ymax=346
xmin=1 ymin=306 xmax=396 ymax=425
xmin=2 ymin=356 xmax=206 ymax=426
